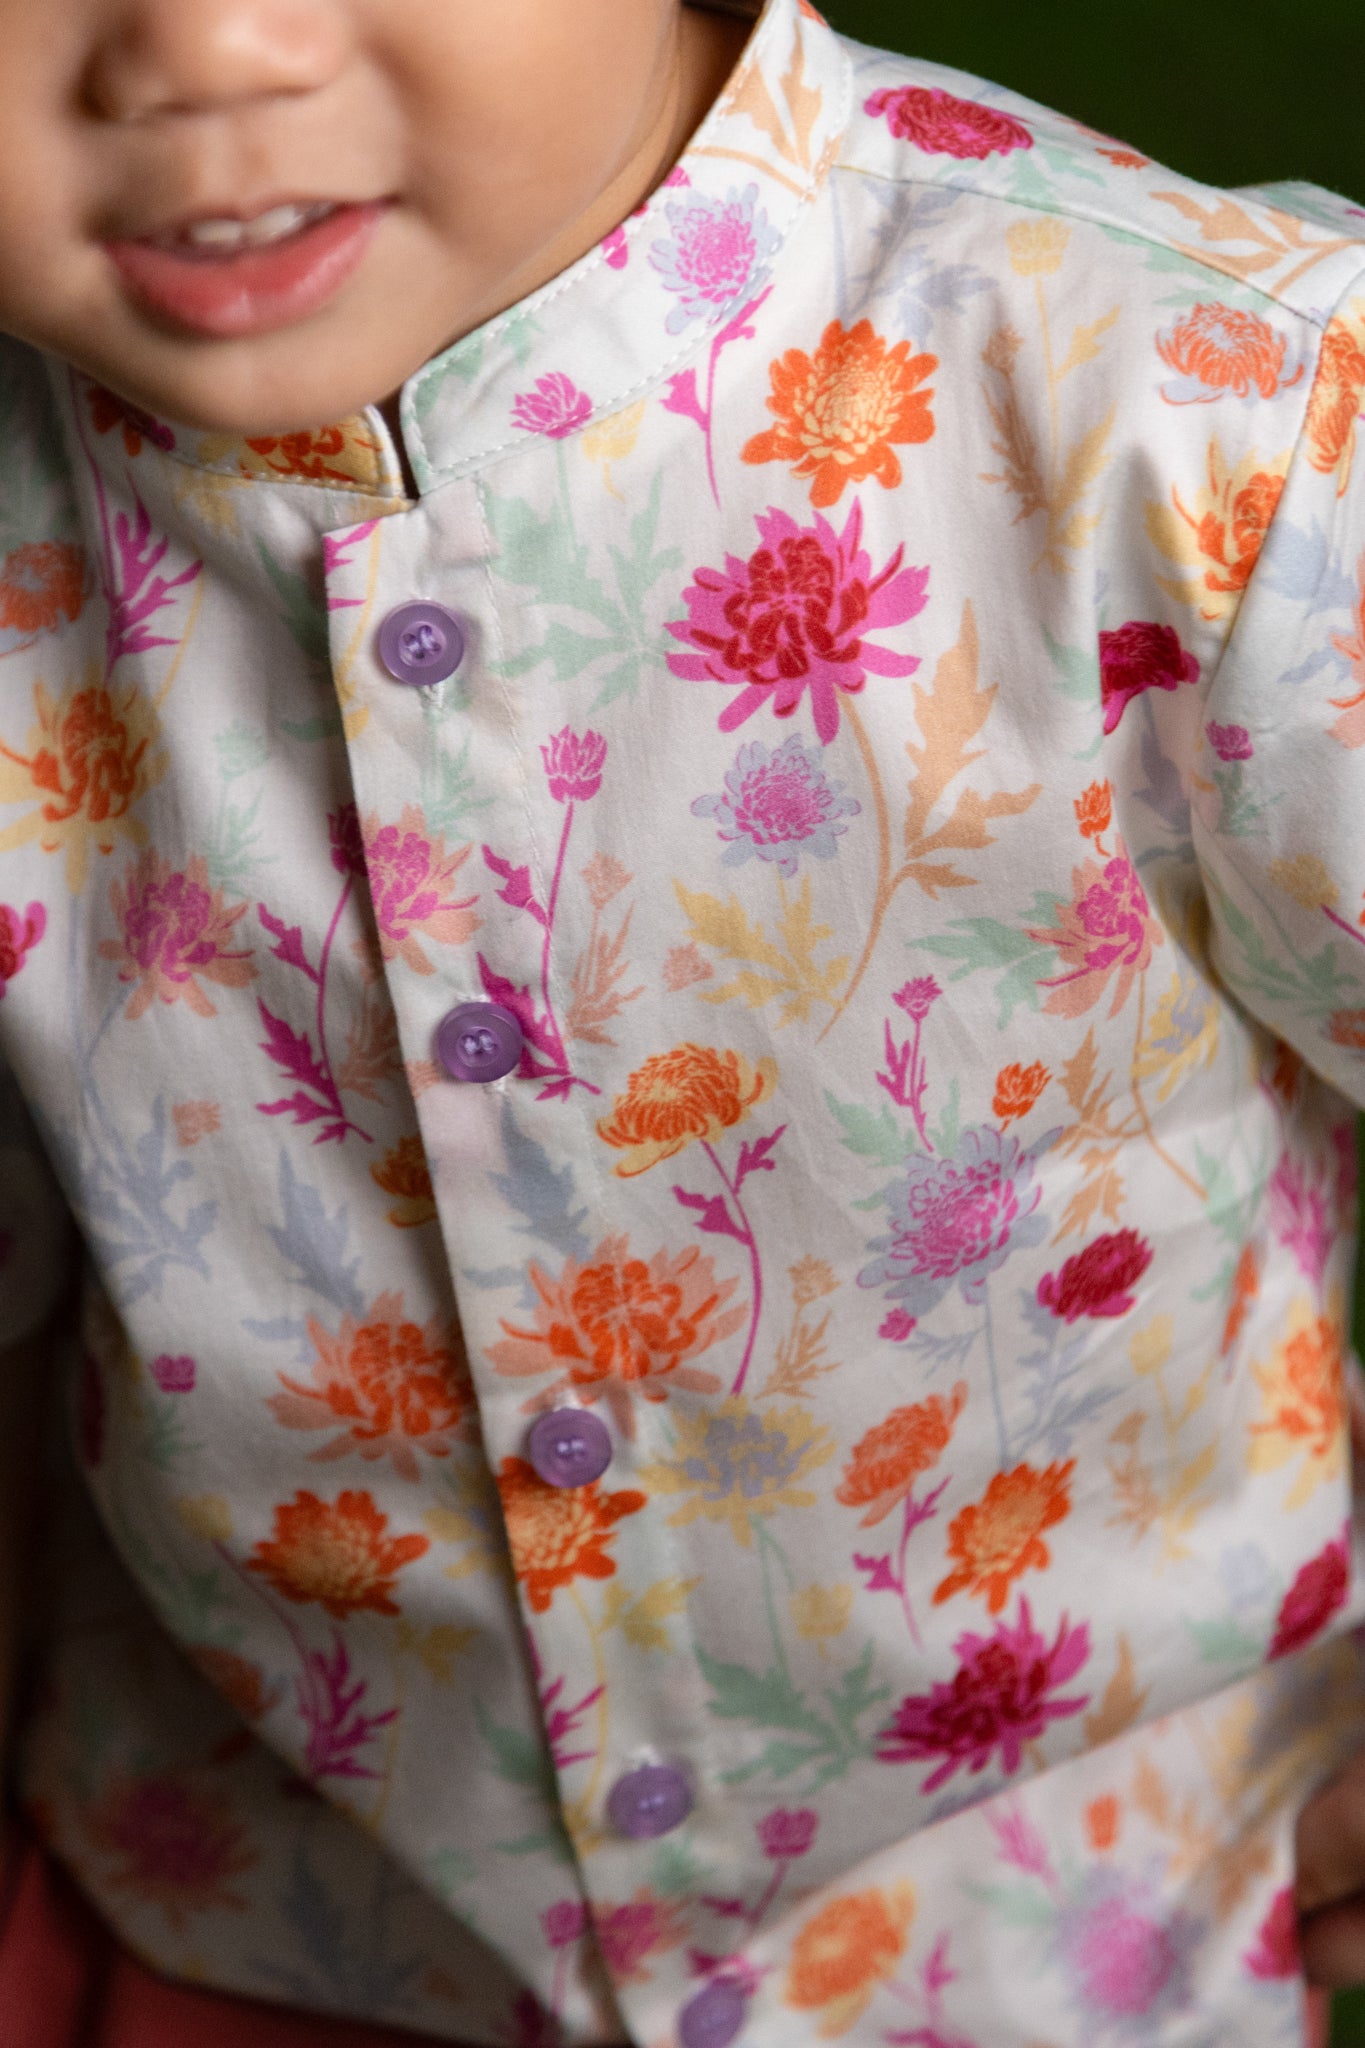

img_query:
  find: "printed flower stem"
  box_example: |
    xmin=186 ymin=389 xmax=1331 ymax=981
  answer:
xmin=754 ymin=1515 xmax=796 ymax=1689
xmin=895 ymin=1496 xmax=924 ymax=1650
xmin=564 ymin=1585 xmax=611 ymax=1838
xmin=541 ymin=800 xmax=575 ymax=1021
xmin=1325 ymin=905 xmax=1365 ymax=951
xmin=1129 ymin=974 xmax=1203 ymax=1199
xmin=703 ymin=1139 xmax=763 ymax=1393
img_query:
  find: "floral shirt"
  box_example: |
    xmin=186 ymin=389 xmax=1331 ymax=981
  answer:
xmin=6 ymin=2 xmax=1365 ymax=2041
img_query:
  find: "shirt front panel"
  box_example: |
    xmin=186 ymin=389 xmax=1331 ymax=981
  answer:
xmin=4 ymin=4 xmax=1365 ymax=2043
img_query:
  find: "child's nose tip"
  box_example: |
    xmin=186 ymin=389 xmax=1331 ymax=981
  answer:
xmin=82 ymin=0 xmax=350 ymax=122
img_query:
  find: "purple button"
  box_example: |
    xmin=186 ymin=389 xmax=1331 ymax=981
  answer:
xmin=679 ymin=1980 xmax=748 ymax=2048
xmin=526 ymin=1408 xmax=613 ymax=1490
xmin=377 ymin=602 xmax=466 ymax=685
xmin=435 ymin=1002 xmax=523 ymax=1083
xmin=607 ymin=1763 xmax=692 ymax=1841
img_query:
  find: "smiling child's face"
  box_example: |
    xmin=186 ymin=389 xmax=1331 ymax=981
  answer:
xmin=0 ymin=0 xmax=747 ymax=434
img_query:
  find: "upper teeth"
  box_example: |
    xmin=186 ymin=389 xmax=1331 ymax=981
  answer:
xmin=178 ymin=202 xmax=333 ymax=251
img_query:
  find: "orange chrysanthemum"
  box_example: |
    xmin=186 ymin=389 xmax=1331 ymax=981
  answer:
xmin=496 ymin=1456 xmax=646 ymax=1613
xmin=1307 ymin=317 xmax=1365 ymax=487
xmin=933 ymin=1458 xmax=1075 ymax=1613
xmin=1192 ymin=468 xmax=1285 ymax=598
xmin=268 ymin=1293 xmax=472 ymax=1480
xmin=742 ymin=319 xmax=937 ymax=508
xmin=248 ymin=1488 xmax=429 ymax=1618
xmin=993 ymin=1061 xmax=1050 ymax=1126
xmin=1073 ymin=779 xmax=1112 ymax=843
xmin=0 ymin=670 xmax=166 ymax=891
xmin=487 ymin=1236 xmax=744 ymax=1434
xmin=835 ymin=1384 xmax=966 ymax=1527
xmin=370 ymin=1133 xmax=437 ymax=1228
xmin=241 ymin=421 xmax=384 ymax=486
xmin=0 ymin=541 xmax=85 ymax=637
xmin=1158 ymin=304 xmax=1292 ymax=402
xmin=1250 ymin=1307 xmax=1346 ymax=1506
xmin=596 ymin=1043 xmax=777 ymax=1178
xmin=785 ymin=1886 xmax=915 ymax=2035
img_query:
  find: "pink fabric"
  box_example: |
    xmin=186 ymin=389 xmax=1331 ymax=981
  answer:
xmin=0 ymin=1826 xmax=461 ymax=2048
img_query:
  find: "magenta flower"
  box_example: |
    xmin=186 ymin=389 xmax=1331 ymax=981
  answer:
xmin=1030 ymin=846 xmax=1162 ymax=1020
xmin=893 ymin=976 xmax=941 ymax=1022
xmin=649 ymin=184 xmax=778 ymax=333
xmin=328 ymin=801 xmax=366 ymax=878
xmin=98 ymin=855 xmax=256 ymax=1021
xmin=149 ymin=1353 xmax=196 ymax=1393
xmin=876 ymin=1598 xmax=1090 ymax=1790
xmin=541 ymin=727 xmax=607 ymax=803
xmin=1268 ymin=1529 xmax=1349 ymax=1659
xmin=756 ymin=1808 xmax=818 ymax=1860
xmin=1058 ymin=1884 xmax=1181 ymax=2018
xmin=879 ymin=1309 xmax=917 ymax=1341
xmin=1268 ymin=1153 xmax=1331 ymax=1286
xmin=510 ymin=373 xmax=593 ymax=440
xmin=542 ymin=1899 xmax=588 ymax=1949
xmin=692 ymin=734 xmax=858 ymax=879
xmin=1244 ymin=1887 xmax=1300 ymax=1978
xmin=0 ymin=900 xmax=45 ymax=998
xmin=1206 ymin=719 xmax=1253 ymax=762
xmin=859 ymin=1124 xmax=1049 ymax=1320
xmin=1037 ymin=1228 xmax=1153 ymax=1322
xmin=362 ymin=805 xmax=481 ymax=974
xmin=667 ymin=501 xmax=928 ymax=745
xmin=865 ymin=85 xmax=1033 ymax=160
xmin=1098 ymin=621 xmax=1201 ymax=735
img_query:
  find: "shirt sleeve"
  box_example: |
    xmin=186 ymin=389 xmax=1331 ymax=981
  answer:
xmin=0 ymin=1051 xmax=74 ymax=1347
xmin=1194 ymin=256 xmax=1365 ymax=1109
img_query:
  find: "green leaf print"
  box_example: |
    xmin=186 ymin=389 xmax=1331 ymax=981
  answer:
xmin=475 ymin=1699 xmax=559 ymax=1800
xmin=256 ymin=539 xmax=330 ymax=678
xmin=483 ymin=468 xmax=682 ymax=710
xmin=822 ymin=1089 xmax=912 ymax=1168
xmin=1206 ymin=874 xmax=1358 ymax=1017
xmin=698 ymin=1638 xmax=890 ymax=1793
xmin=913 ymin=891 xmax=1061 ymax=1029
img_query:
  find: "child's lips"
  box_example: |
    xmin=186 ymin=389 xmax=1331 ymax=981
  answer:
xmin=103 ymin=200 xmax=389 ymax=340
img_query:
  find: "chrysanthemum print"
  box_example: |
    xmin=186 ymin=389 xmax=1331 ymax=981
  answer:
xmin=5 ymin=0 xmax=1365 ymax=2042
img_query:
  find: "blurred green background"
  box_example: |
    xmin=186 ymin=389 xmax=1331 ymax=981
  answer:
xmin=818 ymin=0 xmax=1365 ymax=2040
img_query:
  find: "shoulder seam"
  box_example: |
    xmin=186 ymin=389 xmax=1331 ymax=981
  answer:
xmin=830 ymin=164 xmax=1365 ymax=332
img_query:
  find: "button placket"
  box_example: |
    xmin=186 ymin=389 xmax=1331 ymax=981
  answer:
xmin=435 ymin=1001 xmax=524 ymax=1084
xmin=525 ymin=1407 xmax=614 ymax=1489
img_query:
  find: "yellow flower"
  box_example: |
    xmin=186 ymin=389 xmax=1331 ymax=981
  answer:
xmin=1006 ymin=217 xmax=1071 ymax=276
xmin=597 ymin=1044 xmax=777 ymax=1178
xmin=175 ymin=1494 xmax=233 ymax=1544
xmin=791 ymin=1584 xmax=853 ymax=1641
xmin=583 ymin=401 xmax=647 ymax=496
xmin=1132 ymin=970 xmax=1219 ymax=1103
xmin=1269 ymin=854 xmax=1339 ymax=912
xmin=638 ymin=1399 xmax=835 ymax=1546
xmin=790 ymin=1257 xmax=839 ymax=1309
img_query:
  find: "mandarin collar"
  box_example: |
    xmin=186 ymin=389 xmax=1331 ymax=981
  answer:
xmin=397 ymin=0 xmax=851 ymax=492
xmin=64 ymin=0 xmax=850 ymax=505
